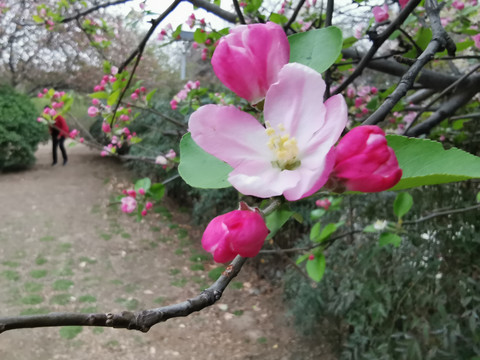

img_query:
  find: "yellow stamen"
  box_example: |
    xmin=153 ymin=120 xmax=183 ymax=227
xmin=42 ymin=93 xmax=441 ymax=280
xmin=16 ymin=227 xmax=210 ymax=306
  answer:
xmin=265 ymin=122 xmax=300 ymax=171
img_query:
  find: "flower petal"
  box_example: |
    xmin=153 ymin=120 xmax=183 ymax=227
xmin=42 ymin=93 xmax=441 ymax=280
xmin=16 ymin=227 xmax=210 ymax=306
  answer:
xmin=264 ymin=63 xmax=327 ymax=146
xmin=189 ymin=105 xmax=271 ymax=168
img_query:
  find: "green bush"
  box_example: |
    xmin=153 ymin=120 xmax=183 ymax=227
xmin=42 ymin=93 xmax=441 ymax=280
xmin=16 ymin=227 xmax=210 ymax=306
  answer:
xmin=284 ymin=183 xmax=480 ymax=359
xmin=0 ymin=86 xmax=48 ymax=170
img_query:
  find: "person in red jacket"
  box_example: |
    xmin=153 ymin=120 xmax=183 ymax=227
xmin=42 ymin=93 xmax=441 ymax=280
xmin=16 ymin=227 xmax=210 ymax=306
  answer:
xmin=50 ymin=113 xmax=69 ymax=166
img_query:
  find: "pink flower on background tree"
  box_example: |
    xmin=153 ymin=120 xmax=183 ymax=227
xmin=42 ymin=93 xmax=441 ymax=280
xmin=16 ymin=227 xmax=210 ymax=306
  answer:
xmin=211 ymin=22 xmax=290 ymax=104
xmin=328 ymin=126 xmax=402 ymax=192
xmin=372 ymin=4 xmax=389 ymax=23
xmin=189 ymin=63 xmax=348 ymax=201
xmin=202 ymin=209 xmax=269 ymax=263
xmin=121 ymin=196 xmax=137 ymax=213
xmin=473 ymin=34 xmax=480 ymax=49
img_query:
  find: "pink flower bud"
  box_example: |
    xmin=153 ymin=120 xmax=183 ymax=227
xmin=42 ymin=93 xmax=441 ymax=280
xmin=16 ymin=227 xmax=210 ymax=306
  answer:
xmin=119 ymin=114 xmax=129 ymax=122
xmin=315 ymin=199 xmax=331 ymax=210
xmin=145 ymin=201 xmax=153 ymax=210
xmin=211 ymin=22 xmax=290 ymax=104
xmin=140 ymin=86 xmax=146 ymax=92
xmin=49 ymin=109 xmax=57 ymax=117
xmin=43 ymin=88 xmax=48 ymax=93
xmin=155 ymin=155 xmax=167 ymax=165
xmin=99 ymin=122 xmax=109 ymax=134
xmin=138 ymin=188 xmax=145 ymax=195
xmin=127 ymin=189 xmax=137 ymax=198
xmin=79 ymin=137 xmax=84 ymax=143
xmin=370 ymin=86 xmax=378 ymax=95
xmin=37 ymin=117 xmax=44 ymax=123
xmin=141 ymin=209 xmax=147 ymax=216
xmin=165 ymin=149 xmax=176 ymax=159
xmin=329 ymin=126 xmax=402 ymax=192
xmin=121 ymin=196 xmax=137 ymax=213
xmin=92 ymin=98 xmax=99 ymax=105
xmin=170 ymin=99 xmax=178 ymax=110
xmin=372 ymin=4 xmax=389 ymax=23
xmin=37 ymin=93 xmax=44 ymax=98
xmin=100 ymin=150 xmax=108 ymax=157
xmin=88 ymin=106 xmax=99 ymax=117
xmin=452 ymin=0 xmax=465 ymax=9
xmin=202 ymin=209 xmax=269 ymax=263
xmin=130 ymin=93 xmax=138 ymax=100
xmin=308 ymin=254 xmax=315 ymax=261
xmin=69 ymin=129 xmax=79 ymax=138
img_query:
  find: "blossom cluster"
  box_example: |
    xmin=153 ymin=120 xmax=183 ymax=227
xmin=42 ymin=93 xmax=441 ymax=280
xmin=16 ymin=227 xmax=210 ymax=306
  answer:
xmin=170 ymin=80 xmax=201 ymax=110
xmin=120 ymin=188 xmax=153 ymax=217
xmin=193 ymin=22 xmax=402 ymax=263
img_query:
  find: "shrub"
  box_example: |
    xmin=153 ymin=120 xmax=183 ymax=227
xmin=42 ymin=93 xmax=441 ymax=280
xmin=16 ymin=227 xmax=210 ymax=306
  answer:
xmin=284 ymin=182 xmax=480 ymax=359
xmin=0 ymin=86 xmax=49 ymax=170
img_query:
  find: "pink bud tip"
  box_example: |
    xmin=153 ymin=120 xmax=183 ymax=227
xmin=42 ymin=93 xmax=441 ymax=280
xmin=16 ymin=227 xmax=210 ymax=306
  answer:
xmin=308 ymin=254 xmax=315 ymax=261
xmin=138 ymin=188 xmax=145 ymax=195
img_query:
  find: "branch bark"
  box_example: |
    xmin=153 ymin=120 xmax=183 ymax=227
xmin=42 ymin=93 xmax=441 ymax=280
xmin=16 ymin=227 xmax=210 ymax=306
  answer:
xmin=187 ymin=0 xmax=238 ymax=23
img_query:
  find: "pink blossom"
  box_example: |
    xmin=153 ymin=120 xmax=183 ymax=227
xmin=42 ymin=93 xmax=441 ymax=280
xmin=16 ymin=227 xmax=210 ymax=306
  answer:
xmin=354 ymin=97 xmax=364 ymax=108
xmin=354 ymin=24 xmax=365 ymax=39
xmin=127 ymin=190 xmax=137 ymax=198
xmin=119 ymin=114 xmax=129 ymax=122
xmin=69 ymin=129 xmax=79 ymax=138
xmin=473 ymin=34 xmax=480 ymax=50
xmin=145 ymin=201 xmax=153 ymax=210
xmin=346 ymin=87 xmax=356 ymax=98
xmin=49 ymin=109 xmax=57 ymax=117
xmin=138 ymin=188 xmax=145 ymax=195
xmin=79 ymin=137 xmax=84 ymax=143
xmin=202 ymin=209 xmax=269 ymax=263
xmin=201 ymin=49 xmax=208 ymax=61
xmin=186 ymin=13 xmax=195 ymax=28
xmin=100 ymin=150 xmax=108 ymax=157
xmin=140 ymin=86 xmax=146 ymax=92
xmin=452 ymin=0 xmax=465 ymax=9
xmin=170 ymin=99 xmax=178 ymax=110
xmin=111 ymin=66 xmax=118 ymax=75
xmin=121 ymin=196 xmax=137 ymax=213
xmin=37 ymin=117 xmax=44 ymax=123
xmin=189 ymin=63 xmax=348 ymax=201
xmin=439 ymin=135 xmax=446 ymax=142
xmin=192 ymin=42 xmax=199 ymax=49
xmin=315 ymin=198 xmax=331 ymax=210
xmin=139 ymin=2 xmax=145 ymax=10
xmin=141 ymin=209 xmax=147 ymax=216
xmin=43 ymin=88 xmax=48 ymax=93
xmin=399 ymin=0 xmax=409 ymax=9
xmin=211 ymin=22 xmax=290 ymax=104
xmin=165 ymin=149 xmax=176 ymax=159
xmin=101 ymin=122 xmax=111 ymax=133
xmin=122 ymin=127 xmax=130 ymax=136
xmin=372 ymin=4 xmax=389 ymax=23
xmin=155 ymin=155 xmax=167 ymax=165
xmin=441 ymin=17 xmax=451 ymax=27
xmin=329 ymin=126 xmax=402 ymax=192
xmin=370 ymin=87 xmax=378 ymax=95
xmin=37 ymin=93 xmax=44 ymax=98
xmin=176 ymin=89 xmax=188 ymax=100
xmin=92 ymin=98 xmax=99 ymax=105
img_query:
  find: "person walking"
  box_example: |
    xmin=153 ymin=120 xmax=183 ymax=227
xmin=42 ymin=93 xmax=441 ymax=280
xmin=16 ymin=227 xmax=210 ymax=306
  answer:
xmin=50 ymin=113 xmax=69 ymax=166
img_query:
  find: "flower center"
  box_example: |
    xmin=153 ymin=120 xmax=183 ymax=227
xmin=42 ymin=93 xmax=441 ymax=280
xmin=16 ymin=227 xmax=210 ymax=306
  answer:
xmin=265 ymin=122 xmax=300 ymax=171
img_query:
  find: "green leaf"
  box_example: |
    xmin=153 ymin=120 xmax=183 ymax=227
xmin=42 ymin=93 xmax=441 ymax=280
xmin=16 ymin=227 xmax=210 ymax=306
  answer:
xmin=309 ymin=222 xmax=321 ymax=241
xmin=32 ymin=15 xmax=44 ymax=23
xmin=342 ymin=36 xmax=358 ymax=49
xmin=306 ymin=253 xmax=326 ymax=282
xmin=89 ymin=91 xmax=108 ymax=99
xmin=310 ymin=208 xmax=325 ymax=221
xmin=107 ymin=90 xmax=120 ymax=106
xmin=244 ymin=0 xmax=262 ymax=13
xmin=269 ymin=13 xmax=288 ymax=25
xmin=296 ymin=253 xmax=310 ymax=265
xmin=316 ymin=223 xmax=340 ymax=243
xmin=134 ymin=177 xmax=151 ymax=192
xmin=266 ymin=205 xmax=293 ymax=240
xmin=146 ymin=89 xmax=157 ymax=103
xmin=193 ymin=28 xmax=208 ymax=44
xmin=387 ymin=135 xmax=480 ymax=190
xmin=102 ymin=61 xmax=111 ymax=74
xmin=363 ymin=225 xmax=377 ymax=233
xmin=288 ymin=27 xmax=343 ymax=74
xmin=178 ymin=133 xmax=233 ymax=189
xmin=378 ymin=233 xmax=402 ymax=247
xmin=393 ymin=192 xmax=413 ymax=219
xmin=148 ymin=183 xmax=165 ymax=201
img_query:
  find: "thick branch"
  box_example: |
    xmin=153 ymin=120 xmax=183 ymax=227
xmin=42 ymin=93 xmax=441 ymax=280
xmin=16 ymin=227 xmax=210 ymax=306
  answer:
xmin=232 ymin=0 xmax=246 ymax=24
xmin=284 ymin=0 xmax=307 ymax=30
xmin=0 ymin=256 xmax=247 ymax=334
xmin=60 ymin=0 xmax=133 ymax=24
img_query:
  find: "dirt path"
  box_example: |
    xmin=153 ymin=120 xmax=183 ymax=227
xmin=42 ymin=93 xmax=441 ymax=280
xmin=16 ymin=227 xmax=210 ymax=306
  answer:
xmin=0 ymin=142 xmax=333 ymax=360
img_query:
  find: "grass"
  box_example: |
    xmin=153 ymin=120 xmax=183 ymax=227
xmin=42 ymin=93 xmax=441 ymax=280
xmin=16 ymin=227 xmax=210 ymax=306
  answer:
xmin=59 ymin=326 xmax=83 ymax=340
xmin=20 ymin=307 xmax=50 ymax=315
xmin=78 ymin=295 xmax=97 ymax=303
xmin=169 ymin=268 xmax=180 ymax=276
xmin=30 ymin=269 xmax=48 ymax=279
xmin=53 ymin=279 xmax=74 ymax=291
xmin=171 ymin=278 xmax=188 ymax=287
xmin=153 ymin=297 xmax=166 ymax=305
xmin=39 ymin=235 xmax=55 ymax=242
xmin=208 ymin=267 xmax=225 ymax=281
xmin=190 ymin=263 xmax=205 ymax=271
xmin=50 ymin=294 xmax=71 ymax=305
xmin=21 ymin=294 xmax=44 ymax=305
xmin=1 ymin=270 xmax=20 ymax=281
xmin=99 ymin=233 xmax=112 ymax=241
xmin=2 ymin=260 xmax=20 ymax=268
xmin=115 ymin=298 xmax=139 ymax=311
xmin=24 ymin=282 xmax=43 ymax=293
xmin=35 ymin=256 xmax=48 ymax=265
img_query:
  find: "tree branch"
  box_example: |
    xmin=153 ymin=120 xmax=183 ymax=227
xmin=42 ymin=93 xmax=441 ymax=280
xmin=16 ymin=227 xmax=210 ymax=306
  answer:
xmin=333 ymin=0 xmax=422 ymax=95
xmin=403 ymin=203 xmax=480 ymax=224
xmin=60 ymin=0 xmax=133 ymax=24
xmin=284 ymin=0 xmax=307 ymax=30
xmin=232 ymin=0 xmax=246 ymax=25
xmin=187 ymin=0 xmax=238 ymax=23
xmin=0 ymin=256 xmax=246 ymax=334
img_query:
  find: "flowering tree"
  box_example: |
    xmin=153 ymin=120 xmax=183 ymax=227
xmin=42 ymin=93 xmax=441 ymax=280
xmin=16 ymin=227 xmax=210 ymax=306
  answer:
xmin=1 ymin=1 xmax=480 ymax=356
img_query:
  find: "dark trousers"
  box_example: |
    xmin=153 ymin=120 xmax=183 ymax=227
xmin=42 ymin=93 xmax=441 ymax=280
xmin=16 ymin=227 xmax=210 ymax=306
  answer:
xmin=52 ymin=135 xmax=67 ymax=164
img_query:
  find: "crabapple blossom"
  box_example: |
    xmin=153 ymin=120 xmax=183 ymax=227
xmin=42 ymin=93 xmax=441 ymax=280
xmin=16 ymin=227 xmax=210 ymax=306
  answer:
xmin=202 ymin=209 xmax=269 ymax=263
xmin=69 ymin=129 xmax=79 ymax=138
xmin=473 ymin=34 xmax=480 ymax=49
xmin=211 ymin=22 xmax=290 ymax=104
xmin=79 ymin=137 xmax=84 ymax=143
xmin=308 ymin=254 xmax=315 ymax=261
xmin=372 ymin=4 xmax=389 ymax=23
xmin=141 ymin=209 xmax=147 ymax=216
xmin=155 ymin=156 xmax=167 ymax=165
xmin=165 ymin=149 xmax=176 ymax=159
xmin=189 ymin=63 xmax=348 ymax=201
xmin=145 ymin=202 xmax=153 ymax=210
xmin=131 ymin=93 xmax=138 ymax=100
xmin=452 ymin=0 xmax=465 ymax=9
xmin=88 ymin=106 xmax=99 ymax=117
xmin=91 ymin=98 xmax=99 ymax=105
xmin=102 ymin=122 xmax=111 ymax=133
xmin=328 ymin=126 xmax=402 ymax=192
xmin=316 ymin=199 xmax=331 ymax=210
xmin=138 ymin=188 xmax=145 ymax=195
xmin=121 ymin=196 xmax=137 ymax=213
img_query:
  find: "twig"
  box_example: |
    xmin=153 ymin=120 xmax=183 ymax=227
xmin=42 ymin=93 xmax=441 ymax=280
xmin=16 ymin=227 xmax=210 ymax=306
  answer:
xmin=333 ymin=0 xmax=422 ymax=95
xmin=124 ymin=103 xmax=187 ymax=130
xmin=59 ymin=0 xmax=133 ymax=24
xmin=403 ymin=204 xmax=480 ymax=225
xmin=232 ymin=0 xmax=246 ymax=24
xmin=284 ymin=0 xmax=307 ymax=30
xmin=324 ymin=0 xmax=334 ymax=27
xmin=187 ymin=0 xmax=237 ymax=23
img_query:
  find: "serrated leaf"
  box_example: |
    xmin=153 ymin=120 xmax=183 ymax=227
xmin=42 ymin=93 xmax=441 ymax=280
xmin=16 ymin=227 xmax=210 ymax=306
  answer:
xmin=266 ymin=205 xmax=293 ymax=240
xmin=306 ymin=253 xmax=326 ymax=282
xmin=107 ymin=90 xmax=120 ymax=106
xmin=178 ymin=133 xmax=232 ymax=189
xmin=134 ymin=178 xmax=151 ymax=192
xmin=378 ymin=232 xmax=402 ymax=247
xmin=393 ymin=192 xmax=413 ymax=219
xmin=288 ymin=27 xmax=343 ymax=74
xmin=387 ymin=135 xmax=480 ymax=190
